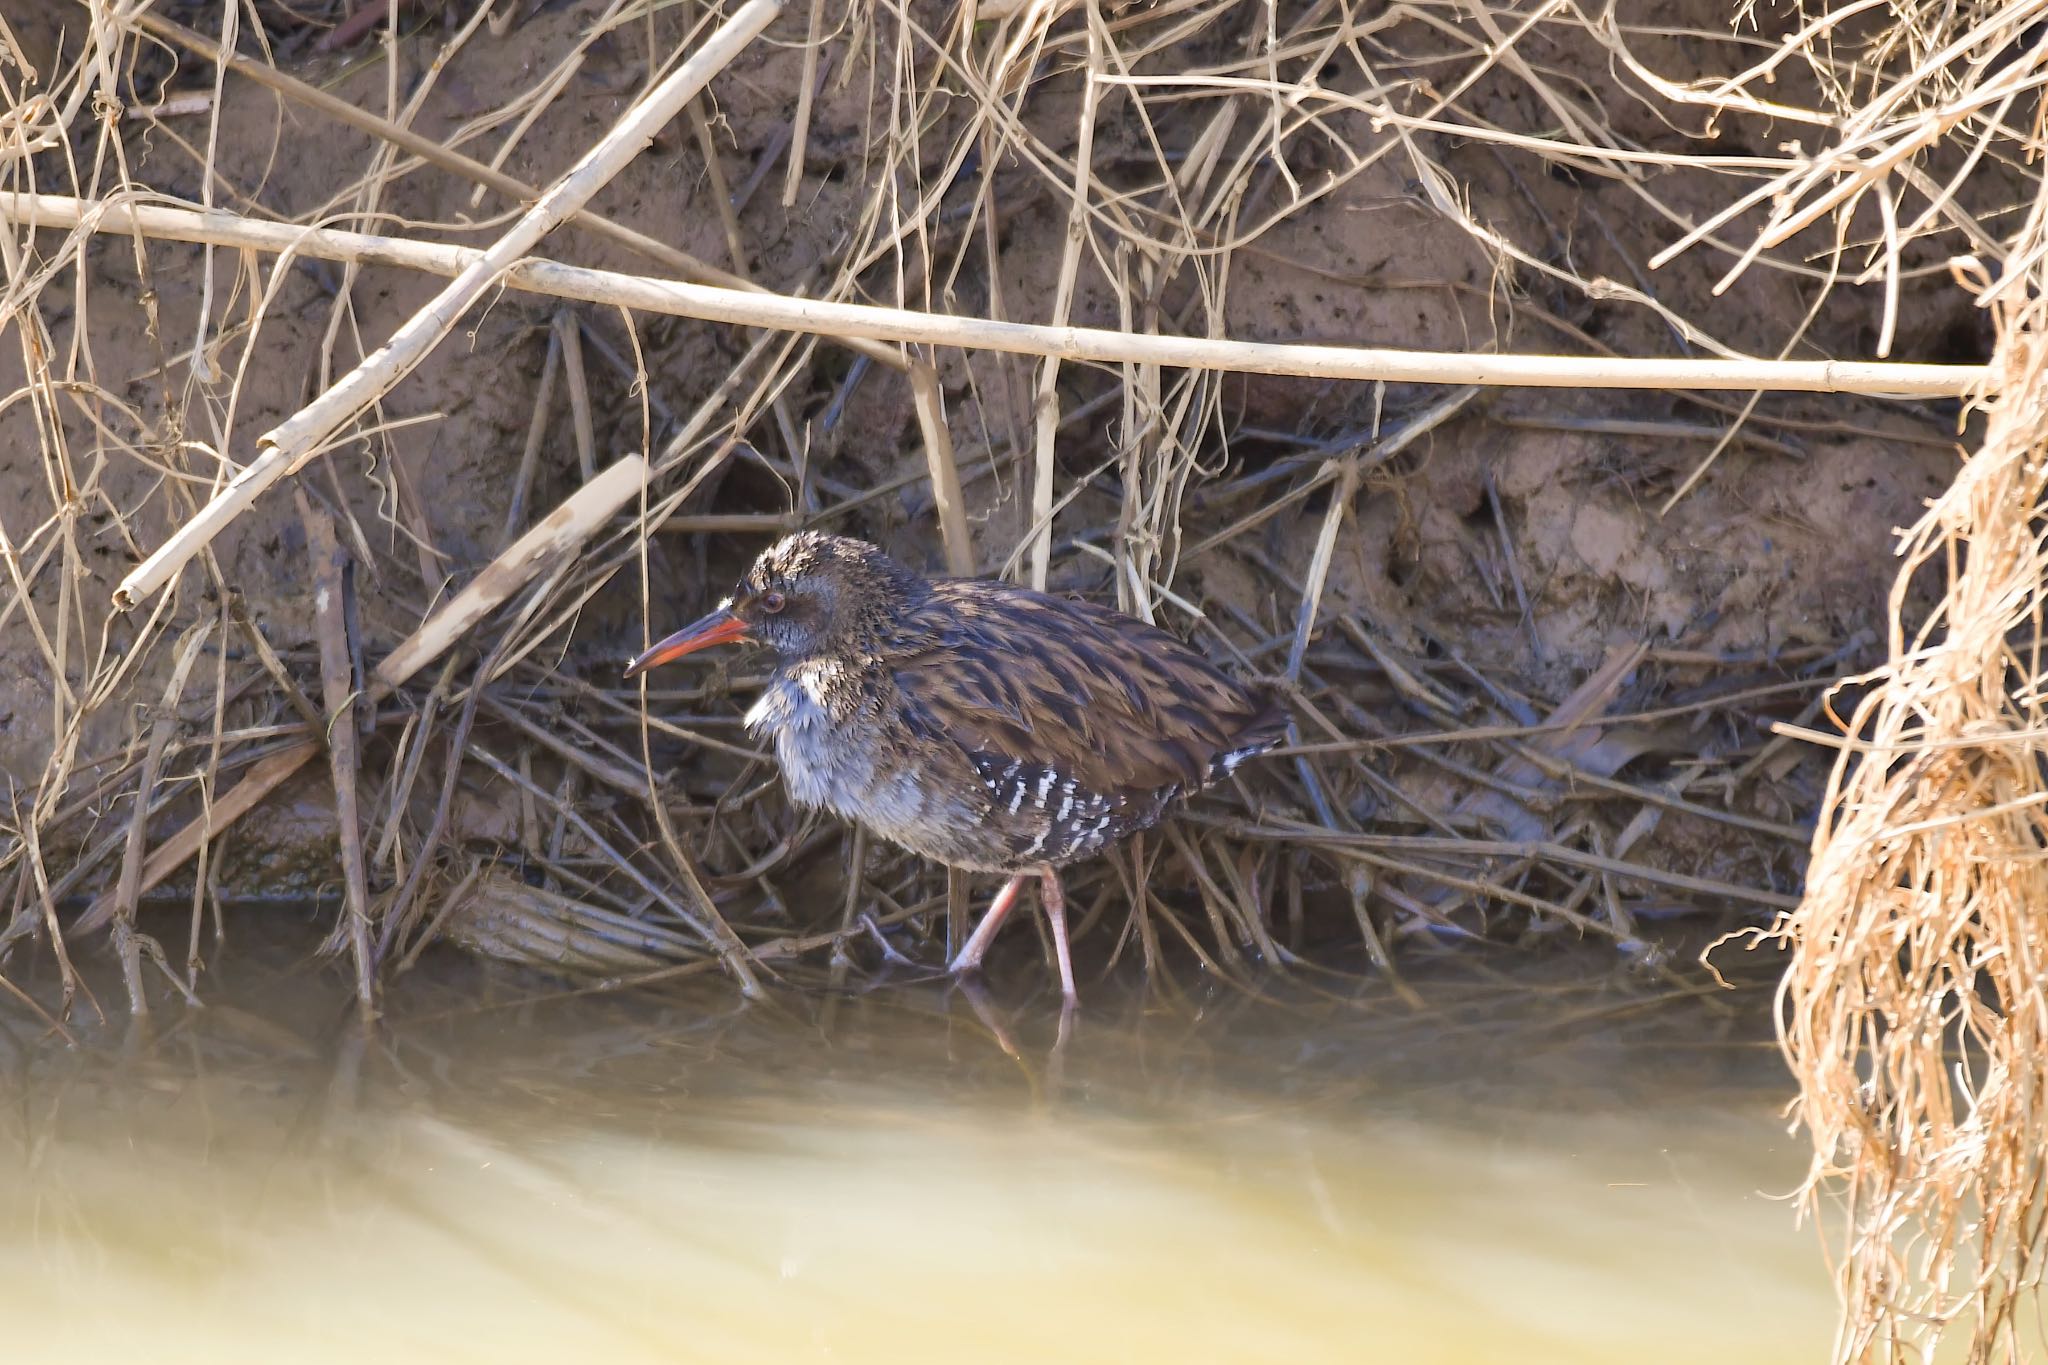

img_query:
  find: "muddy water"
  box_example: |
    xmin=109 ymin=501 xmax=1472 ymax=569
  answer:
xmin=0 ymin=933 xmax=1832 ymax=1364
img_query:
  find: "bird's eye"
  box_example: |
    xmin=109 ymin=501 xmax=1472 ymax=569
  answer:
xmin=760 ymin=589 xmax=787 ymax=614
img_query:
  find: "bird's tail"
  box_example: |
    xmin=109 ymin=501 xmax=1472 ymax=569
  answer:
xmin=1205 ymin=694 xmax=1290 ymax=786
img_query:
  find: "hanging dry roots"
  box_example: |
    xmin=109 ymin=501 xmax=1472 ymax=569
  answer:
xmin=1765 ymin=258 xmax=2048 ymax=1363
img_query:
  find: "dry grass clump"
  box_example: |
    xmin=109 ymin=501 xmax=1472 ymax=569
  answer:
xmin=1765 ymin=275 xmax=2048 ymax=1362
xmin=1756 ymin=281 xmax=2048 ymax=1361
xmin=0 ymin=0 xmax=2039 ymax=1350
xmin=1701 ymin=2 xmax=2048 ymax=1360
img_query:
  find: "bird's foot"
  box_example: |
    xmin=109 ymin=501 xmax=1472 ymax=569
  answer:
xmin=946 ymin=870 xmax=1080 ymax=1009
xmin=1038 ymin=869 xmax=1079 ymax=1007
xmin=947 ymin=872 xmax=1029 ymax=979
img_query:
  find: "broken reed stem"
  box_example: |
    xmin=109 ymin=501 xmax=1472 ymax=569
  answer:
xmin=108 ymin=0 xmax=785 ymax=612
xmin=555 ymin=311 xmax=599 ymax=484
xmin=1287 ymin=455 xmax=1359 ymax=683
xmin=782 ymin=0 xmax=826 ymax=209
xmin=297 ymin=491 xmax=376 ymax=1009
xmin=2 ymin=195 xmax=1991 ymax=399
xmin=1027 ymin=6 xmax=1103 ymax=590
xmin=908 ymin=360 xmax=974 ymax=575
xmin=109 ymin=621 xmax=212 ymax=1015
xmin=373 ymin=460 xmax=653 ymax=691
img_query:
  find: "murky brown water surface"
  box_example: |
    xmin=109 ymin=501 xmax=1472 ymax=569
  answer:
xmin=0 ymin=930 xmax=1831 ymax=1363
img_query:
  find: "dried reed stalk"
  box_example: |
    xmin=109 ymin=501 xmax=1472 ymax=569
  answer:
xmin=0 ymin=195 xmax=1989 ymax=398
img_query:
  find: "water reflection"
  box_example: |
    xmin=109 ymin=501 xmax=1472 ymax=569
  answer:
xmin=0 ymin=933 xmax=1832 ymax=1363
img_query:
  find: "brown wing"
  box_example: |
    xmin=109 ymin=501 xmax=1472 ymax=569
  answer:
xmin=888 ymin=578 xmax=1279 ymax=798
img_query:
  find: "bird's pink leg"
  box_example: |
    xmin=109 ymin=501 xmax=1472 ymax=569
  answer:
xmin=948 ymin=872 xmax=1029 ymax=977
xmin=1038 ymin=869 xmax=1078 ymax=1005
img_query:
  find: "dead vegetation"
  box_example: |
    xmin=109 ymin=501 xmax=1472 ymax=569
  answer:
xmin=0 ymin=0 xmax=2039 ymax=1353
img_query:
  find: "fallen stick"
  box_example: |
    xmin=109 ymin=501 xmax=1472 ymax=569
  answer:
xmin=7 ymin=193 xmax=1991 ymax=403
xmin=109 ymin=0 xmax=784 ymax=612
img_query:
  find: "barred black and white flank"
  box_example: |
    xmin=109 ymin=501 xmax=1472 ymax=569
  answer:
xmin=626 ymin=531 xmax=1288 ymax=1003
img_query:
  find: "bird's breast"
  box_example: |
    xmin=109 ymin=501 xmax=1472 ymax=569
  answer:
xmin=745 ymin=668 xmax=941 ymax=841
xmin=747 ymin=673 xmax=859 ymax=812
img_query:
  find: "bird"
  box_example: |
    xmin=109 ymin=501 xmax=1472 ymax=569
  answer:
xmin=623 ymin=531 xmax=1288 ymax=1003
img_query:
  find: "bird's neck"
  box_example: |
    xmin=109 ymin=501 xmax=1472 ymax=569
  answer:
xmin=776 ymin=652 xmax=879 ymax=721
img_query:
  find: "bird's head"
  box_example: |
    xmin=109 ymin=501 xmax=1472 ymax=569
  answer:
xmin=624 ymin=531 xmax=924 ymax=678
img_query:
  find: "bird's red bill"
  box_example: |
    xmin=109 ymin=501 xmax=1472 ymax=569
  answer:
xmin=624 ymin=608 xmax=750 ymax=678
